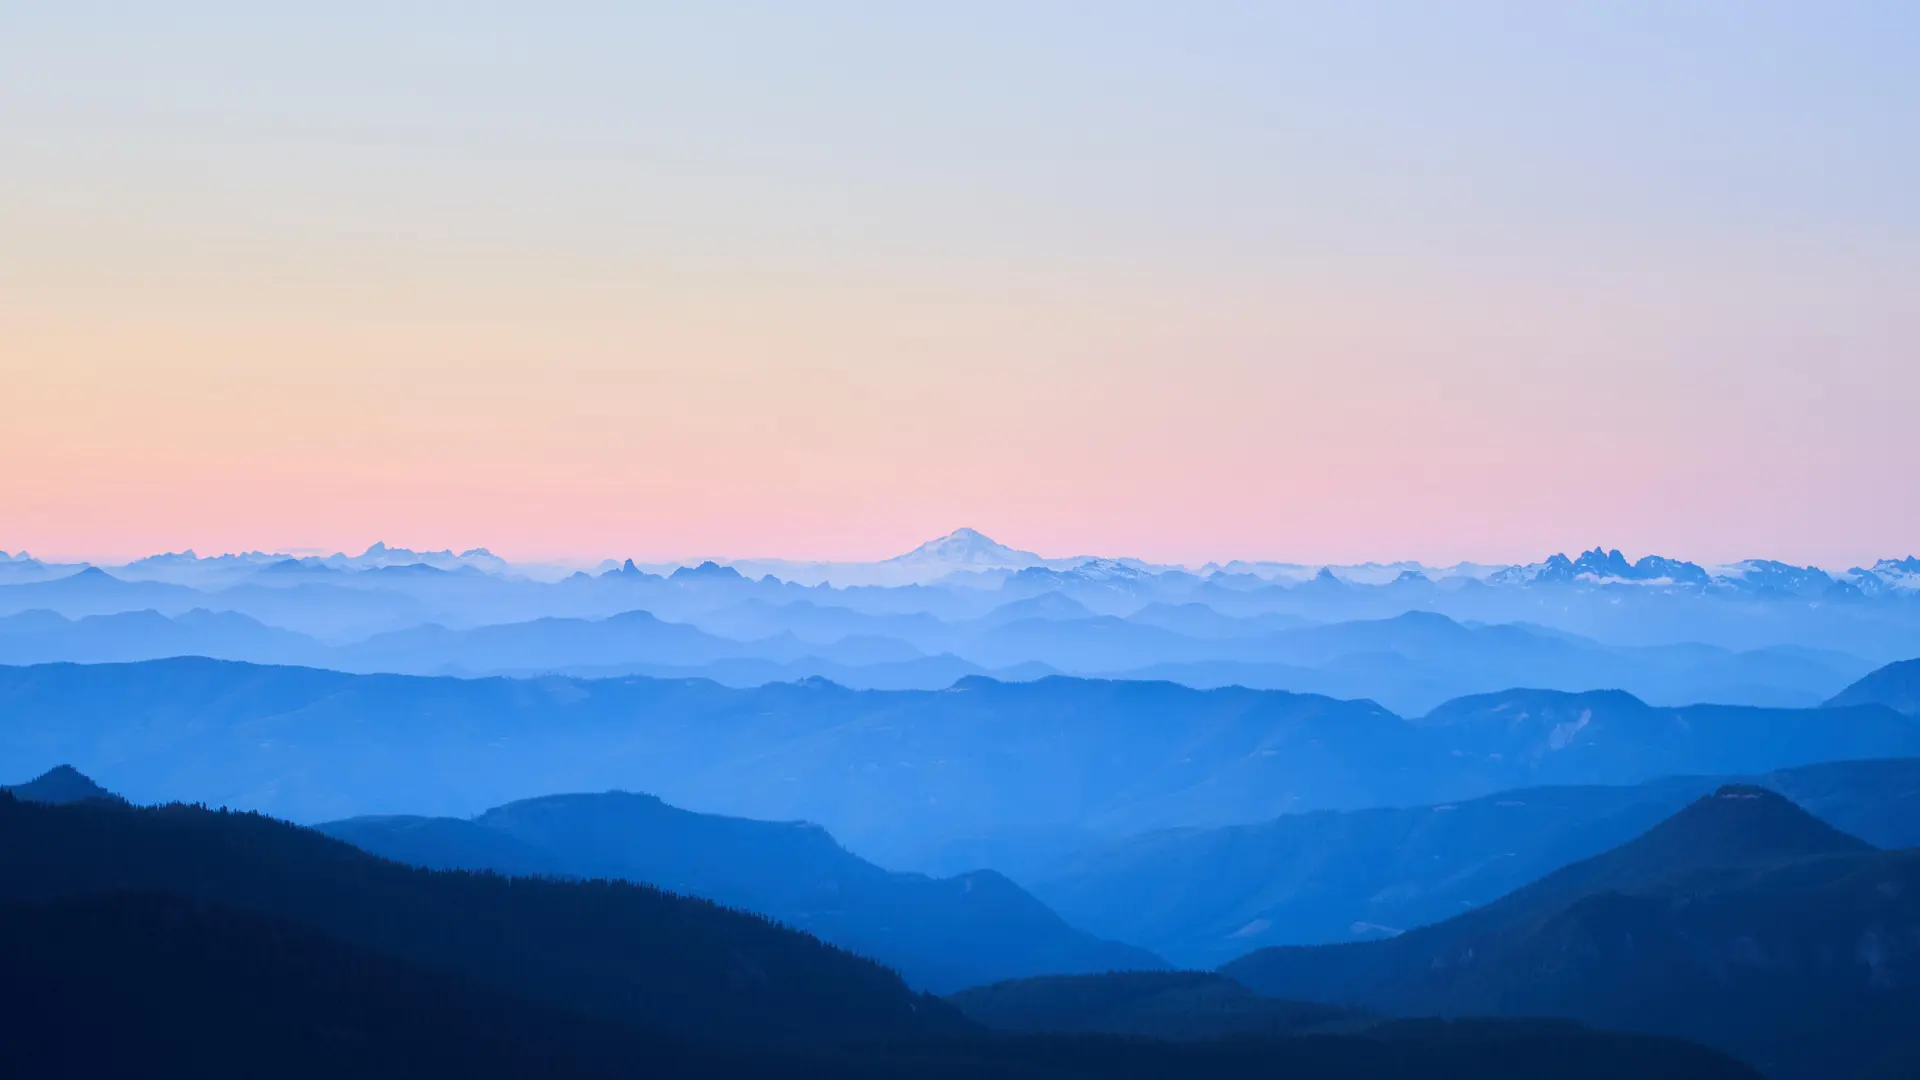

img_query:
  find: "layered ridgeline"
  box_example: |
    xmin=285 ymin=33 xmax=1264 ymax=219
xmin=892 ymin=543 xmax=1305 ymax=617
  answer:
xmin=5 ymin=535 xmax=1919 ymax=654
xmin=1222 ymin=788 xmax=1920 ymax=1080
xmin=0 ymin=601 xmax=1894 ymax=713
xmin=0 ymin=781 xmax=1758 ymax=1080
xmin=3 ymin=659 xmax=1917 ymax=867
xmin=321 ymin=791 xmax=1163 ymax=993
xmin=1023 ymin=757 xmax=1920 ymax=967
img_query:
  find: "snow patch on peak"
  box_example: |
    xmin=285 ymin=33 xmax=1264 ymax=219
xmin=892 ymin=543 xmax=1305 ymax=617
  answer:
xmin=1067 ymin=557 xmax=1148 ymax=581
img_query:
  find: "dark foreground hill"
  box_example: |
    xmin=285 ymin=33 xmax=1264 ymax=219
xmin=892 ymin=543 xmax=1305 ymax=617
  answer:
xmin=322 ymin=790 xmax=1163 ymax=992
xmin=0 ymin=792 xmax=1761 ymax=1080
xmin=4 ymin=659 xmax=1917 ymax=867
xmin=0 ymin=791 xmax=958 ymax=1050
xmin=1029 ymin=756 xmax=1920 ymax=966
xmin=1224 ymin=787 xmax=1920 ymax=1079
xmin=948 ymin=971 xmax=1364 ymax=1041
xmin=0 ymin=891 xmax=739 ymax=1080
xmin=8 ymin=892 xmax=1759 ymax=1080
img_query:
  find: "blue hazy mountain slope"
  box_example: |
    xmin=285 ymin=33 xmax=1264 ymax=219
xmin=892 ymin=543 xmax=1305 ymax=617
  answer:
xmin=0 ymin=568 xmax=204 ymax=618
xmin=1221 ymin=789 xmax=1920 ymax=1080
xmin=1827 ymin=658 xmax=1920 ymax=715
xmin=0 ymin=608 xmax=330 ymax=667
xmin=547 ymin=655 xmax=1060 ymax=692
xmin=4 ymin=659 xmax=1917 ymax=869
xmin=327 ymin=609 xmax=909 ymax=674
xmin=316 ymin=814 xmax=569 ymax=877
xmin=321 ymin=790 xmax=1164 ymax=993
xmin=1021 ymin=757 xmax=1920 ymax=967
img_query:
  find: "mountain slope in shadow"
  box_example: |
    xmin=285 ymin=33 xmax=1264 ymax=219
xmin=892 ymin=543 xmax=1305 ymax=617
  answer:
xmin=0 ymin=890 xmax=739 ymax=1080
xmin=0 ymin=791 xmax=962 ymax=1050
xmin=948 ymin=971 xmax=1364 ymax=1041
xmin=1028 ymin=757 xmax=1920 ymax=967
xmin=1223 ymin=787 xmax=1920 ymax=1080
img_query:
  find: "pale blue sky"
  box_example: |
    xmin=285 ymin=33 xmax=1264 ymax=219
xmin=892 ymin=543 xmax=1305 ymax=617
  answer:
xmin=3 ymin=3 xmax=1915 ymax=564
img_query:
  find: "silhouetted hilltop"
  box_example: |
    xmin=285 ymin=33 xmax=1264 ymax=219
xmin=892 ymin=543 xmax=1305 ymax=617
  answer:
xmin=1224 ymin=789 xmax=1919 ymax=1079
xmin=0 ymin=792 xmax=961 ymax=1049
xmin=1828 ymin=658 xmax=1920 ymax=715
xmin=325 ymin=789 xmax=1164 ymax=992
xmin=1 ymin=765 xmax=121 ymax=805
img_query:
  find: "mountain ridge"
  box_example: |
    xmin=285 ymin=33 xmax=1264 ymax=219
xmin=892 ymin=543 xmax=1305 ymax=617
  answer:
xmin=322 ymin=787 xmax=1164 ymax=992
xmin=5 ymin=658 xmax=1917 ymax=871
xmin=1222 ymin=789 xmax=1919 ymax=1079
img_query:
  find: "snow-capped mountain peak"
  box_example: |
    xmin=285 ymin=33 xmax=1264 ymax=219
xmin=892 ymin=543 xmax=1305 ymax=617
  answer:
xmin=1490 ymin=548 xmax=1709 ymax=588
xmin=884 ymin=528 xmax=1045 ymax=570
xmin=1842 ymin=556 xmax=1920 ymax=595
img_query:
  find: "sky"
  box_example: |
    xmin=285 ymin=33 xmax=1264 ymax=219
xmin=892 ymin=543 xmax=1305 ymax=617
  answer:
xmin=2 ymin=2 xmax=1915 ymax=568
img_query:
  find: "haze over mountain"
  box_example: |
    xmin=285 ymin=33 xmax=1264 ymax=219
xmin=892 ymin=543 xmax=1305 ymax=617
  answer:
xmin=3 ymin=529 xmax=1915 ymax=713
xmin=1020 ymin=757 xmax=1920 ymax=967
xmin=5 ymin=659 xmax=1917 ymax=870
xmin=1829 ymin=659 xmax=1920 ymax=715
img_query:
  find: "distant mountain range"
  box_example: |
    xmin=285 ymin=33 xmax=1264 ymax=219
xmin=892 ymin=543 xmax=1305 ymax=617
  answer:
xmin=9 ymin=530 xmax=1919 ymax=595
xmin=320 ymin=789 xmax=1162 ymax=993
xmin=5 ymin=658 xmax=1917 ymax=869
xmin=5 ymin=534 xmax=1920 ymax=696
xmin=0 ymin=599 xmax=1899 ymax=714
xmin=6 ymin=531 xmax=1912 ymax=1079
xmin=1221 ymin=787 xmax=1920 ymax=1080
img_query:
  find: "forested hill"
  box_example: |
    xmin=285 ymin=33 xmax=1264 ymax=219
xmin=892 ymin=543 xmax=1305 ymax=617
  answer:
xmin=0 ymin=791 xmax=959 ymax=1050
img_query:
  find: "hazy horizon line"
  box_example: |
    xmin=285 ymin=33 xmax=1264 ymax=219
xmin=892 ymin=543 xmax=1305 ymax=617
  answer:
xmin=8 ymin=527 xmax=1913 ymax=575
